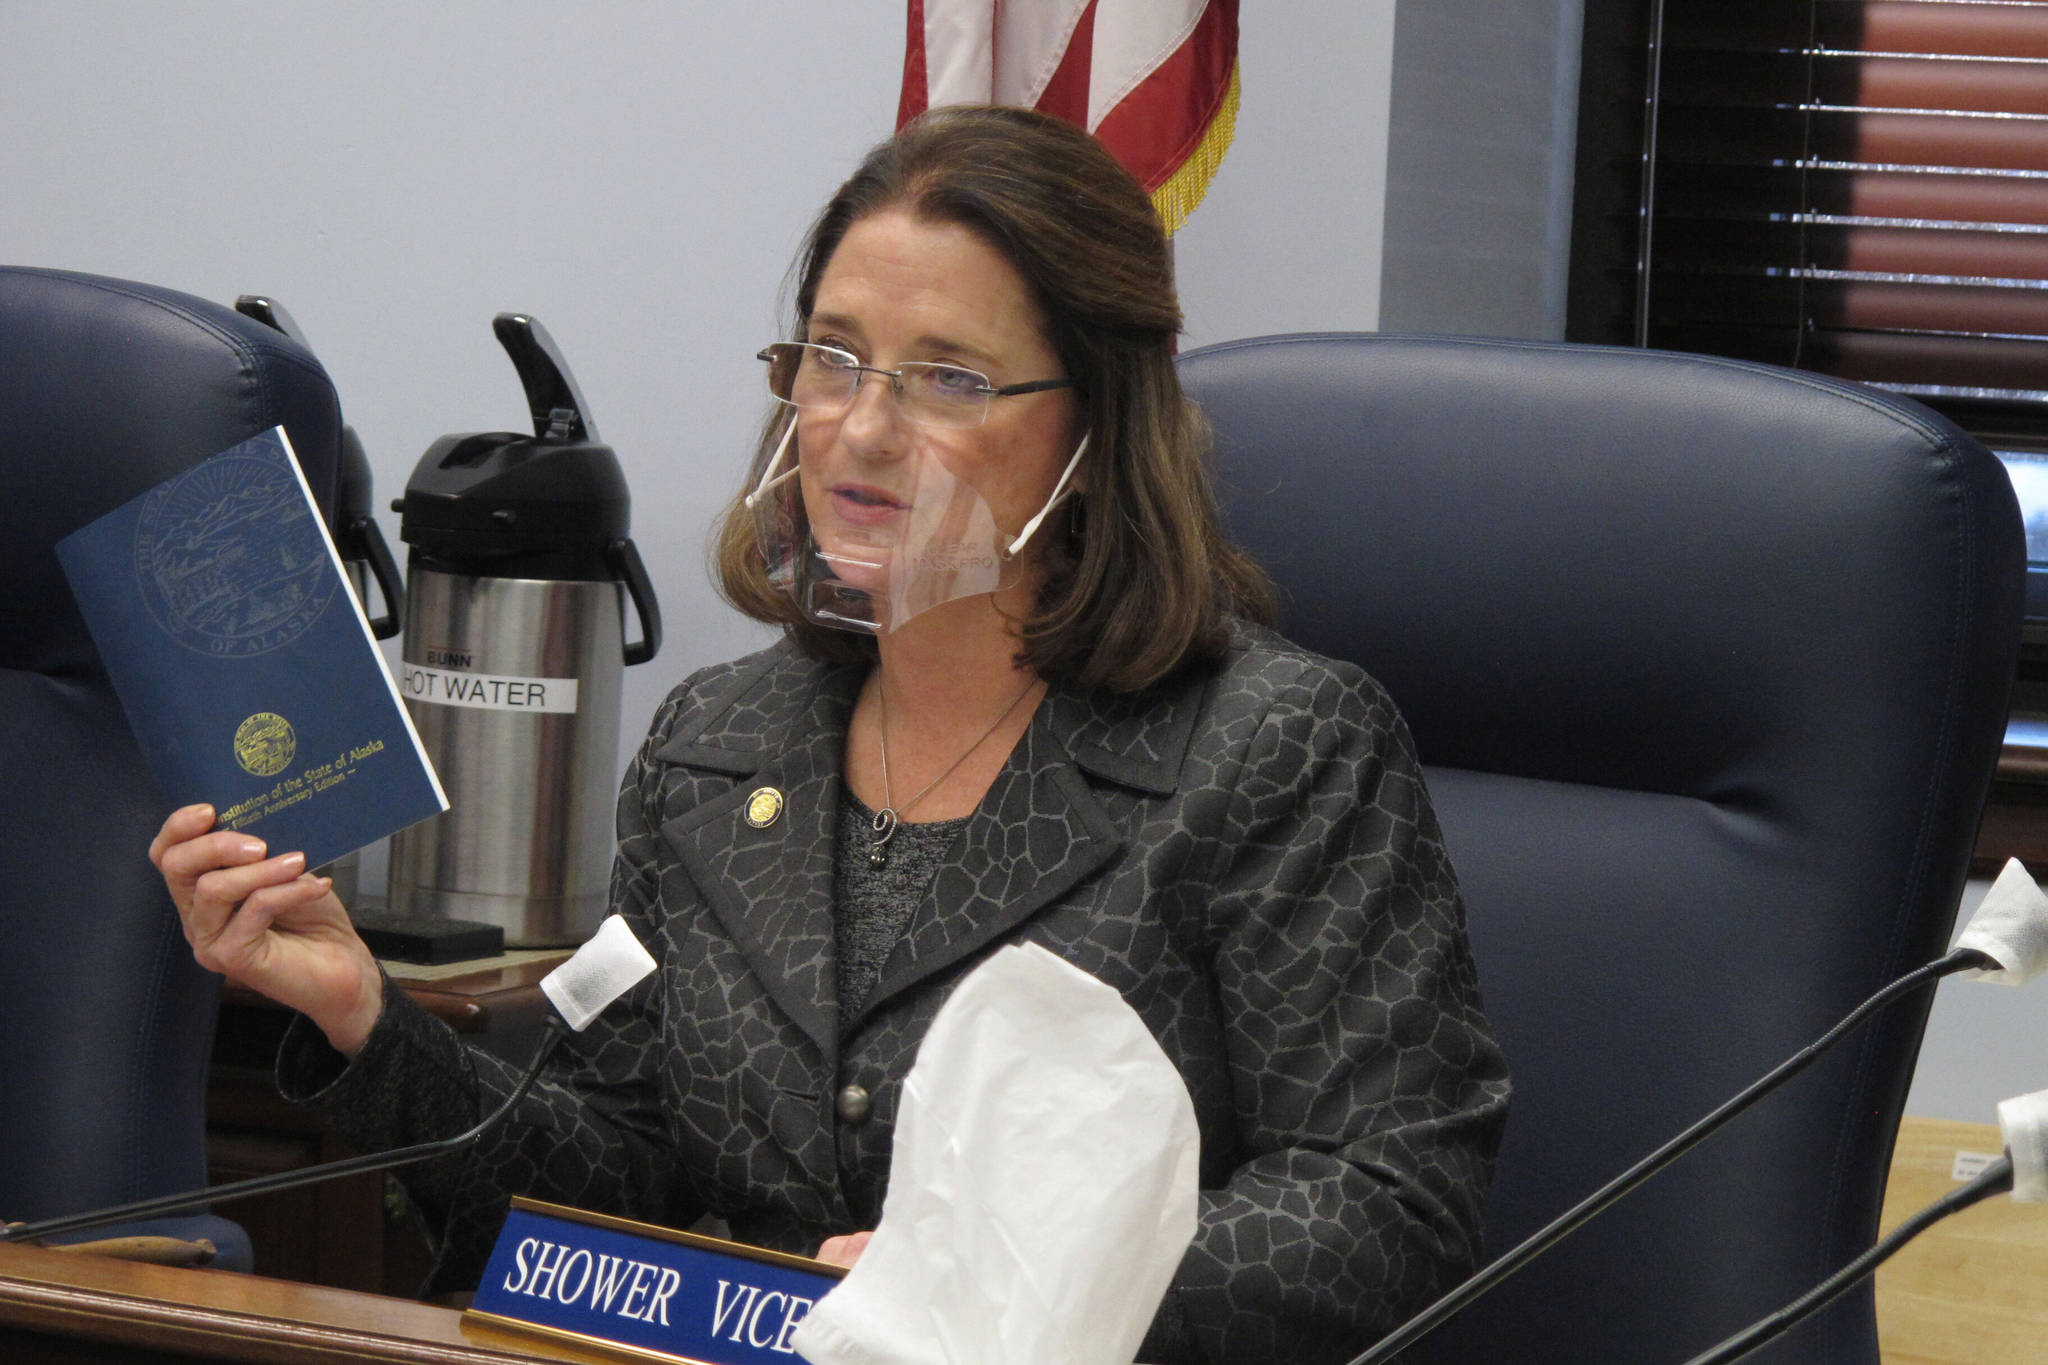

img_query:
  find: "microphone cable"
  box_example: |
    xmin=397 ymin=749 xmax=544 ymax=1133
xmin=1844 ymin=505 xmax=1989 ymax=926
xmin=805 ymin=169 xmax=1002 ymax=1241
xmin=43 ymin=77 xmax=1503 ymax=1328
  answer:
xmin=2 ymin=1019 xmax=567 ymax=1248
xmin=1676 ymin=1153 xmax=2013 ymax=1365
xmin=1681 ymin=1077 xmax=2048 ymax=1365
xmin=1345 ymin=946 xmax=1994 ymax=1365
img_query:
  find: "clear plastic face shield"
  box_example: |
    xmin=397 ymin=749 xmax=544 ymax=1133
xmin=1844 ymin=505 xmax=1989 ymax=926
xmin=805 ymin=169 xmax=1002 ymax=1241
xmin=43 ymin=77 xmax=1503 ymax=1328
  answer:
xmin=744 ymin=342 xmax=1087 ymax=635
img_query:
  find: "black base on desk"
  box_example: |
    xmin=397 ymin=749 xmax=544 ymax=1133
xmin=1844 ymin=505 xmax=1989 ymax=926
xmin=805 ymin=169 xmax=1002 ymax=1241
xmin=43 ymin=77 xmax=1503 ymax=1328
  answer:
xmin=350 ymin=911 xmax=504 ymax=965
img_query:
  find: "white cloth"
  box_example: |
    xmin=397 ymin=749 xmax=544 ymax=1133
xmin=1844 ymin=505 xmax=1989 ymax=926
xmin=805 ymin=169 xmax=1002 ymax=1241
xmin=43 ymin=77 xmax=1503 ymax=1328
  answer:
xmin=539 ymin=915 xmax=657 ymax=1031
xmin=793 ymin=943 xmax=1199 ymax=1365
xmin=1997 ymin=1088 xmax=2048 ymax=1204
xmin=1955 ymin=858 xmax=2048 ymax=987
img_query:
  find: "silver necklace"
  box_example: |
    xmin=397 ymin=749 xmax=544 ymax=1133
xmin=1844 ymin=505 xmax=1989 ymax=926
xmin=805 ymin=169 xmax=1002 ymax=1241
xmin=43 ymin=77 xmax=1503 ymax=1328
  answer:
xmin=870 ymin=675 xmax=1039 ymax=867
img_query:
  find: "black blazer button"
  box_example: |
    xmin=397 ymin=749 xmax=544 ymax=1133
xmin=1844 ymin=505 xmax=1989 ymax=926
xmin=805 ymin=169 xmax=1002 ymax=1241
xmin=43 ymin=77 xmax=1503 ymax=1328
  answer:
xmin=836 ymin=1084 xmax=872 ymax=1125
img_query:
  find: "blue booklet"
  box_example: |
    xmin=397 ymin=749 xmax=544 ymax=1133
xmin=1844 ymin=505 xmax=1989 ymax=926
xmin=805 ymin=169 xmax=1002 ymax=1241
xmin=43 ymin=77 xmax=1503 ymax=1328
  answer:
xmin=57 ymin=426 xmax=446 ymax=870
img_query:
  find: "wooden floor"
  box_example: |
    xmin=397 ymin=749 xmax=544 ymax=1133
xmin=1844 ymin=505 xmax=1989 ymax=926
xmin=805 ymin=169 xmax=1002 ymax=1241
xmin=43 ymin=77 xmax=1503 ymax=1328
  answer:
xmin=1876 ymin=1115 xmax=2048 ymax=1365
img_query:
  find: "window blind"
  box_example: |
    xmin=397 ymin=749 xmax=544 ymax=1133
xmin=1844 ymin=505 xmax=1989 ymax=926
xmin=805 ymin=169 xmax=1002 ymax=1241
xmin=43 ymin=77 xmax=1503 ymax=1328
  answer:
xmin=1635 ymin=0 xmax=2048 ymax=435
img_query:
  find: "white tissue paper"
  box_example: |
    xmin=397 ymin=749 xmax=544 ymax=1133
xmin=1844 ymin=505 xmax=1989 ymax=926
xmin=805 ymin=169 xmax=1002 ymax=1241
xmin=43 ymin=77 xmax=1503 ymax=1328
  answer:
xmin=539 ymin=914 xmax=658 ymax=1031
xmin=1998 ymin=1088 xmax=2048 ymax=1204
xmin=792 ymin=942 xmax=1199 ymax=1365
xmin=1955 ymin=858 xmax=2048 ymax=986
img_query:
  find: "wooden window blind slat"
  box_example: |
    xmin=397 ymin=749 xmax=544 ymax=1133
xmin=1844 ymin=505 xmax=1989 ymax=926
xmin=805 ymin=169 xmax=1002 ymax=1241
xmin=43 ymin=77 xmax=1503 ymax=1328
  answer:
xmin=1665 ymin=1 xmax=2048 ymax=59
xmin=1656 ymin=220 xmax=2048 ymax=281
xmin=1665 ymin=51 xmax=2048 ymax=116
xmin=1859 ymin=1 xmax=2048 ymax=59
xmin=1657 ymin=165 xmax=2048 ymax=228
xmin=1659 ymin=107 xmax=2048 ymax=173
xmin=1648 ymin=275 xmax=2048 ymax=348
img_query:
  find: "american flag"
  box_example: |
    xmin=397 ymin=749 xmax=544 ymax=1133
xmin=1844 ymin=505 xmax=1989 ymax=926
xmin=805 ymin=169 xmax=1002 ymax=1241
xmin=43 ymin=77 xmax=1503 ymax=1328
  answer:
xmin=898 ymin=0 xmax=1239 ymax=235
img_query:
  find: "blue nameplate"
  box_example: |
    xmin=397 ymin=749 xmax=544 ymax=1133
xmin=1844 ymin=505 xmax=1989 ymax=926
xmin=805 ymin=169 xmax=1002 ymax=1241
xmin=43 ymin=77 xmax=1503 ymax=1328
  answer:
xmin=465 ymin=1197 xmax=845 ymax=1365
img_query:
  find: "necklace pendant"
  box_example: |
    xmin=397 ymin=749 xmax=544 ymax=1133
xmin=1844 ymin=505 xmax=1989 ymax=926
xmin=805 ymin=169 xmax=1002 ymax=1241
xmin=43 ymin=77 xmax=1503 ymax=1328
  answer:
xmin=869 ymin=807 xmax=898 ymax=867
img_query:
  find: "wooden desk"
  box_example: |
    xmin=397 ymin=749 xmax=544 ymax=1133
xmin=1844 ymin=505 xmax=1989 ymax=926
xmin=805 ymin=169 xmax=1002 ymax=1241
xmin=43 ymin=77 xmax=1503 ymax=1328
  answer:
xmin=1876 ymin=1116 xmax=2048 ymax=1365
xmin=0 ymin=1238 xmax=612 ymax=1364
xmin=206 ymin=957 xmax=567 ymax=1298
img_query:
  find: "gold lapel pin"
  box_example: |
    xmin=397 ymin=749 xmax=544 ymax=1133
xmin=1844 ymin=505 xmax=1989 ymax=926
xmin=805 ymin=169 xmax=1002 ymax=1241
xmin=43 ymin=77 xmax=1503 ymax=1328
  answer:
xmin=743 ymin=786 xmax=784 ymax=829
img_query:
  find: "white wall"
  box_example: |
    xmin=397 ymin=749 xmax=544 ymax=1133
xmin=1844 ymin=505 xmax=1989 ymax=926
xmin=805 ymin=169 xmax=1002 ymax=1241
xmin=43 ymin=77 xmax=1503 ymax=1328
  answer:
xmin=0 ymin=0 xmax=1394 ymax=787
xmin=1906 ymin=877 xmax=2048 ymax=1124
xmin=1177 ymin=5 xmax=1396 ymax=344
xmin=1380 ymin=0 xmax=1584 ymax=338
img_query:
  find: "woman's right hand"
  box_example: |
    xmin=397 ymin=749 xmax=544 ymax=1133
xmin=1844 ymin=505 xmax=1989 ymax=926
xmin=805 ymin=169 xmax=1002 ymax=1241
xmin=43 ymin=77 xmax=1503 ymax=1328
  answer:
xmin=150 ymin=803 xmax=385 ymax=1057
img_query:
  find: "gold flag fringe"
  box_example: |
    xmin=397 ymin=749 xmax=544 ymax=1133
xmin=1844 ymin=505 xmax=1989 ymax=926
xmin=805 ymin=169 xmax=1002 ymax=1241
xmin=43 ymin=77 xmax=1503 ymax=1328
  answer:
xmin=1151 ymin=61 xmax=1240 ymax=237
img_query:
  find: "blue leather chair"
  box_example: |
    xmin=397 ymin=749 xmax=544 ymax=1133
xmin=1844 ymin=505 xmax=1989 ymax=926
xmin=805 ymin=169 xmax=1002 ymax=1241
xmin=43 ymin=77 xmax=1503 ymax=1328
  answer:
xmin=0 ymin=267 xmax=345 ymax=1269
xmin=1178 ymin=334 xmax=2023 ymax=1365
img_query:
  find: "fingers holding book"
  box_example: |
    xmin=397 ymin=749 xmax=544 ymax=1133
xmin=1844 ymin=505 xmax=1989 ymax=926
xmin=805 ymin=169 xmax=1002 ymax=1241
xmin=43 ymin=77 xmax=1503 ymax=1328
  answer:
xmin=151 ymin=803 xmax=385 ymax=1057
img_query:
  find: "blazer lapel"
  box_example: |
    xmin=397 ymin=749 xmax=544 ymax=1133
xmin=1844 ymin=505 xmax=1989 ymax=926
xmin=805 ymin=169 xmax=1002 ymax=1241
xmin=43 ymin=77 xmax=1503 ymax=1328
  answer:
xmin=657 ymin=650 xmax=862 ymax=1065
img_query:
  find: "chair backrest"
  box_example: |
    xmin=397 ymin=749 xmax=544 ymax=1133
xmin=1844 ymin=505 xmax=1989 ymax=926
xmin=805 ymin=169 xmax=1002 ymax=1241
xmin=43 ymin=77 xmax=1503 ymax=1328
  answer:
xmin=1177 ymin=333 xmax=2023 ymax=1365
xmin=0 ymin=267 xmax=343 ymax=1265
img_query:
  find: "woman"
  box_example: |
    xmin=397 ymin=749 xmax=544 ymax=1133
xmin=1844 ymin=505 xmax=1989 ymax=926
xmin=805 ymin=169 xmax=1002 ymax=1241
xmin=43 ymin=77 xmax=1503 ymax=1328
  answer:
xmin=154 ymin=105 xmax=1509 ymax=1365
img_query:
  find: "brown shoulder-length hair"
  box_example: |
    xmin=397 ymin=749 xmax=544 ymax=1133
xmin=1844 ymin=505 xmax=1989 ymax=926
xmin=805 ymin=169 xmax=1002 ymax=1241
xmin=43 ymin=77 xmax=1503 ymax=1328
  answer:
xmin=715 ymin=104 xmax=1272 ymax=693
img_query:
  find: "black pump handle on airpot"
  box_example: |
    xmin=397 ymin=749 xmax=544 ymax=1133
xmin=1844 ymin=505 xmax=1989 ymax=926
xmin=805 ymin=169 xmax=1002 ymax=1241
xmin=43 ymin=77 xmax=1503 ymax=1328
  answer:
xmin=495 ymin=313 xmax=597 ymax=444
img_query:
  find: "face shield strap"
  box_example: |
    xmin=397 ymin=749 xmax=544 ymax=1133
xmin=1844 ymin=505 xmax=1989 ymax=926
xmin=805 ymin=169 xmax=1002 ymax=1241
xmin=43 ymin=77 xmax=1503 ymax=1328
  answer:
xmin=743 ymin=414 xmax=800 ymax=511
xmin=1003 ymin=432 xmax=1090 ymax=560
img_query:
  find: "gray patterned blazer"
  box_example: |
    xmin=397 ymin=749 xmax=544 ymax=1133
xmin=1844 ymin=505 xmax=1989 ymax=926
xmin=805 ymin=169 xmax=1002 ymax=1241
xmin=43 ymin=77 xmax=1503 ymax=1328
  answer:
xmin=283 ymin=623 xmax=1509 ymax=1365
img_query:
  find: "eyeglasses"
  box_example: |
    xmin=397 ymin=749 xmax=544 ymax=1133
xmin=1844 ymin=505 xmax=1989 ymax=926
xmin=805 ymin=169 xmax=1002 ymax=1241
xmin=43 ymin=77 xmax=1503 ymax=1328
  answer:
xmin=757 ymin=341 xmax=1072 ymax=429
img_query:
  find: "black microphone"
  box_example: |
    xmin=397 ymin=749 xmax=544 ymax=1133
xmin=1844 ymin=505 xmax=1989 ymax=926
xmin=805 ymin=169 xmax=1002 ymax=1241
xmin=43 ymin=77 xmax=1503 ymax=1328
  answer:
xmin=1345 ymin=858 xmax=2048 ymax=1365
xmin=1 ymin=913 xmax=655 ymax=1250
xmin=1678 ymin=1084 xmax=2048 ymax=1365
